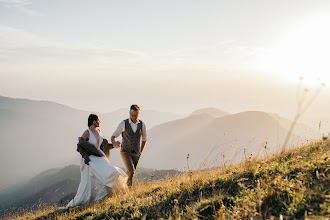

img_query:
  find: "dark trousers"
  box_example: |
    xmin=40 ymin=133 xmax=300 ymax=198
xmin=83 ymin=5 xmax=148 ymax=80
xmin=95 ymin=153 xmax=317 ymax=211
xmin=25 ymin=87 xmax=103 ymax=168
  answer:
xmin=120 ymin=152 xmax=140 ymax=188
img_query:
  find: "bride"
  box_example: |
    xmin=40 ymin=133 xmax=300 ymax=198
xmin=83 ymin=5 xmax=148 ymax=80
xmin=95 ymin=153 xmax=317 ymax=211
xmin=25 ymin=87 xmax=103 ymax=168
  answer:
xmin=65 ymin=113 xmax=128 ymax=207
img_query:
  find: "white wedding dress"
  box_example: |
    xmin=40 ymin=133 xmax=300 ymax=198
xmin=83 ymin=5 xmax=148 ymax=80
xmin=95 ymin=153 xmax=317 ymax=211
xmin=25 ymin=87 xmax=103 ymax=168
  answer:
xmin=65 ymin=128 xmax=128 ymax=208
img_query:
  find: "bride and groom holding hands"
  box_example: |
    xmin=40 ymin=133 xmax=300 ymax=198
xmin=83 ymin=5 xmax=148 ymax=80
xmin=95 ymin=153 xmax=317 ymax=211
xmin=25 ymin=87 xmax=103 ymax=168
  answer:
xmin=65 ymin=104 xmax=147 ymax=208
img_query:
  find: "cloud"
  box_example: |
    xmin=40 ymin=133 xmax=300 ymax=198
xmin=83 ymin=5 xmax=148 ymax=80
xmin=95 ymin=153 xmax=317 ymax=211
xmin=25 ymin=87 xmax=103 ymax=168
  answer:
xmin=0 ymin=24 xmax=47 ymax=46
xmin=167 ymin=40 xmax=271 ymax=58
xmin=0 ymin=24 xmax=274 ymax=76
xmin=0 ymin=25 xmax=148 ymax=71
xmin=162 ymin=40 xmax=273 ymax=72
xmin=0 ymin=0 xmax=42 ymax=16
xmin=0 ymin=0 xmax=31 ymax=7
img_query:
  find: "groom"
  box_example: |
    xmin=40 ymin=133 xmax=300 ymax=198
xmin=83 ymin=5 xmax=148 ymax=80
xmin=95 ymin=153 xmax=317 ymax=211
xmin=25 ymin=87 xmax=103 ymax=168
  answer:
xmin=111 ymin=104 xmax=148 ymax=188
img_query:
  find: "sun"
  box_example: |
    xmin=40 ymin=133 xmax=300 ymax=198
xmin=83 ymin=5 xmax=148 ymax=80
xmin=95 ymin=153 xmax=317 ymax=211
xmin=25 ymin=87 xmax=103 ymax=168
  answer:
xmin=260 ymin=13 xmax=330 ymax=86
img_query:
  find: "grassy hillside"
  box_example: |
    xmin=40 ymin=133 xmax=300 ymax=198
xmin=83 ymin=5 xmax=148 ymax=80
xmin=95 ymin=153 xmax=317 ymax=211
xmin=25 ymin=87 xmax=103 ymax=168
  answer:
xmin=0 ymin=166 xmax=180 ymax=216
xmin=3 ymin=140 xmax=329 ymax=219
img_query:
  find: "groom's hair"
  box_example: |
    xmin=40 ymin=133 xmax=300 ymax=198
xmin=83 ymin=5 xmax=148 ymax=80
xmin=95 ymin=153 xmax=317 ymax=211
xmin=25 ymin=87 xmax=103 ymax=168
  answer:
xmin=88 ymin=113 xmax=99 ymax=127
xmin=130 ymin=104 xmax=140 ymax=112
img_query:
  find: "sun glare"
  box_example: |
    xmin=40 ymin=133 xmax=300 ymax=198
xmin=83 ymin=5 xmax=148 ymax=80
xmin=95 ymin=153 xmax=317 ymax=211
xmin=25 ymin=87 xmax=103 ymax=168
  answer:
xmin=261 ymin=13 xmax=330 ymax=87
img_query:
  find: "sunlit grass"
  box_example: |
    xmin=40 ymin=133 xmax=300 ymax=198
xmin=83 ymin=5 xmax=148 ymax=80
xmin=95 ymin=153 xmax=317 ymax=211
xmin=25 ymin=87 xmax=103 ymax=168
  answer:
xmin=2 ymin=140 xmax=329 ymax=219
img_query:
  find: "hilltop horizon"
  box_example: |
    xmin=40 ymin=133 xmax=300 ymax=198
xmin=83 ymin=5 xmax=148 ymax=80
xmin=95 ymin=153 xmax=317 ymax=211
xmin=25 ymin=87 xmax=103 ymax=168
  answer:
xmin=0 ymin=94 xmax=327 ymax=126
xmin=0 ymin=94 xmax=232 ymax=116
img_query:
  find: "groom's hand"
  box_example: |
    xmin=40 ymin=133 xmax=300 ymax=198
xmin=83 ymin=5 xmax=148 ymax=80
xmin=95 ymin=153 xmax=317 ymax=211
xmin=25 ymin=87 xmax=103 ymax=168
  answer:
xmin=113 ymin=141 xmax=121 ymax=148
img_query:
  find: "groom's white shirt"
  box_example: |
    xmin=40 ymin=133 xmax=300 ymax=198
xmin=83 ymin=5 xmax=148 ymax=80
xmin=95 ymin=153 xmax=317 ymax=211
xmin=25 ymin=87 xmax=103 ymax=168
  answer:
xmin=112 ymin=118 xmax=148 ymax=141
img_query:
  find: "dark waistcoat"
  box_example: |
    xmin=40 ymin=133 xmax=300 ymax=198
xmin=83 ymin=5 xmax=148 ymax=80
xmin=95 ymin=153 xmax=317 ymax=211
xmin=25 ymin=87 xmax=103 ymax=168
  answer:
xmin=121 ymin=119 xmax=143 ymax=154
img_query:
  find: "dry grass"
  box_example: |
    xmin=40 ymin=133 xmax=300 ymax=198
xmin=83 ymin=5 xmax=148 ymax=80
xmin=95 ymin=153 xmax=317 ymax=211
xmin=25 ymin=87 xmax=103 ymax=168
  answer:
xmin=2 ymin=140 xmax=329 ymax=220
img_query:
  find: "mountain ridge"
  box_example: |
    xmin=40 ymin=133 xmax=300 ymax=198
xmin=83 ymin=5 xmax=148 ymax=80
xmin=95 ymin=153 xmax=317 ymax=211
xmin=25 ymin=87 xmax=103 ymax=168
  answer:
xmin=140 ymin=110 xmax=310 ymax=170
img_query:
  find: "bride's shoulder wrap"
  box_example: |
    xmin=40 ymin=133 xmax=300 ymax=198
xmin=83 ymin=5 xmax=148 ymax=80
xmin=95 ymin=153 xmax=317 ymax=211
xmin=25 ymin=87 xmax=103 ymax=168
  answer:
xmin=76 ymin=137 xmax=104 ymax=164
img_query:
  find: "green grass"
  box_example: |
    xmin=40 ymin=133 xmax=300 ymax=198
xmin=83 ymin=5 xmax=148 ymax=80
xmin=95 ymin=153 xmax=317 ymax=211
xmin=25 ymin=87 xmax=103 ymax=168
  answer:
xmin=2 ymin=140 xmax=329 ymax=219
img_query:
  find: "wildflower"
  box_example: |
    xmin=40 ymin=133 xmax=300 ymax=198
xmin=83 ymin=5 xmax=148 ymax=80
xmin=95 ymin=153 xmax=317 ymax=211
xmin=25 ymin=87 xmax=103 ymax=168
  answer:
xmin=218 ymin=205 xmax=226 ymax=216
xmin=174 ymin=199 xmax=179 ymax=205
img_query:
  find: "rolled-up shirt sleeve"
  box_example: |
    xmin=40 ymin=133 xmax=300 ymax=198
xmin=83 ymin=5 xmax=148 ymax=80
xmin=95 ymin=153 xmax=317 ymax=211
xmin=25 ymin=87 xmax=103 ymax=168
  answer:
xmin=112 ymin=120 xmax=125 ymax=138
xmin=142 ymin=122 xmax=148 ymax=141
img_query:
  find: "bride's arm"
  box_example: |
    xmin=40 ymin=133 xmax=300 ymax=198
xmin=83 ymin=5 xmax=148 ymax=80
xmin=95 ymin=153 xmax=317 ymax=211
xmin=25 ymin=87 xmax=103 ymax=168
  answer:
xmin=79 ymin=130 xmax=90 ymax=165
xmin=82 ymin=130 xmax=89 ymax=141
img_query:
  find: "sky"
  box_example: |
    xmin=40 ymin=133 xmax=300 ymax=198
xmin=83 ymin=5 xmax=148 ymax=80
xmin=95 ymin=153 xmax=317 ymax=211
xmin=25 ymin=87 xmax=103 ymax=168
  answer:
xmin=0 ymin=0 xmax=330 ymax=122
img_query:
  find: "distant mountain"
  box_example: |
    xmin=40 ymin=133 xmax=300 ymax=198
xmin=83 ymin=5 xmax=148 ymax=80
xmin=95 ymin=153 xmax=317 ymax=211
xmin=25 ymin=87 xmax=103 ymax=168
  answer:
xmin=146 ymin=113 xmax=215 ymax=151
xmin=0 ymin=99 xmax=86 ymax=190
xmin=0 ymin=165 xmax=80 ymax=213
xmin=0 ymin=96 xmax=184 ymax=190
xmin=103 ymin=108 xmax=183 ymax=130
xmin=190 ymin=108 xmax=230 ymax=118
xmin=0 ymin=165 xmax=180 ymax=215
xmin=267 ymin=113 xmax=317 ymax=138
xmin=139 ymin=111 xmax=313 ymax=170
xmin=0 ymin=96 xmax=86 ymax=118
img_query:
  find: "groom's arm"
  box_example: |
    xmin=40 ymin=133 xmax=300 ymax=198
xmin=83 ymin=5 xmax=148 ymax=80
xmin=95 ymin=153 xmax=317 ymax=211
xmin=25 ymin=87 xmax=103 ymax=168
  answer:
xmin=111 ymin=136 xmax=120 ymax=148
xmin=140 ymin=141 xmax=147 ymax=154
xmin=140 ymin=122 xmax=148 ymax=155
xmin=111 ymin=121 xmax=125 ymax=148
